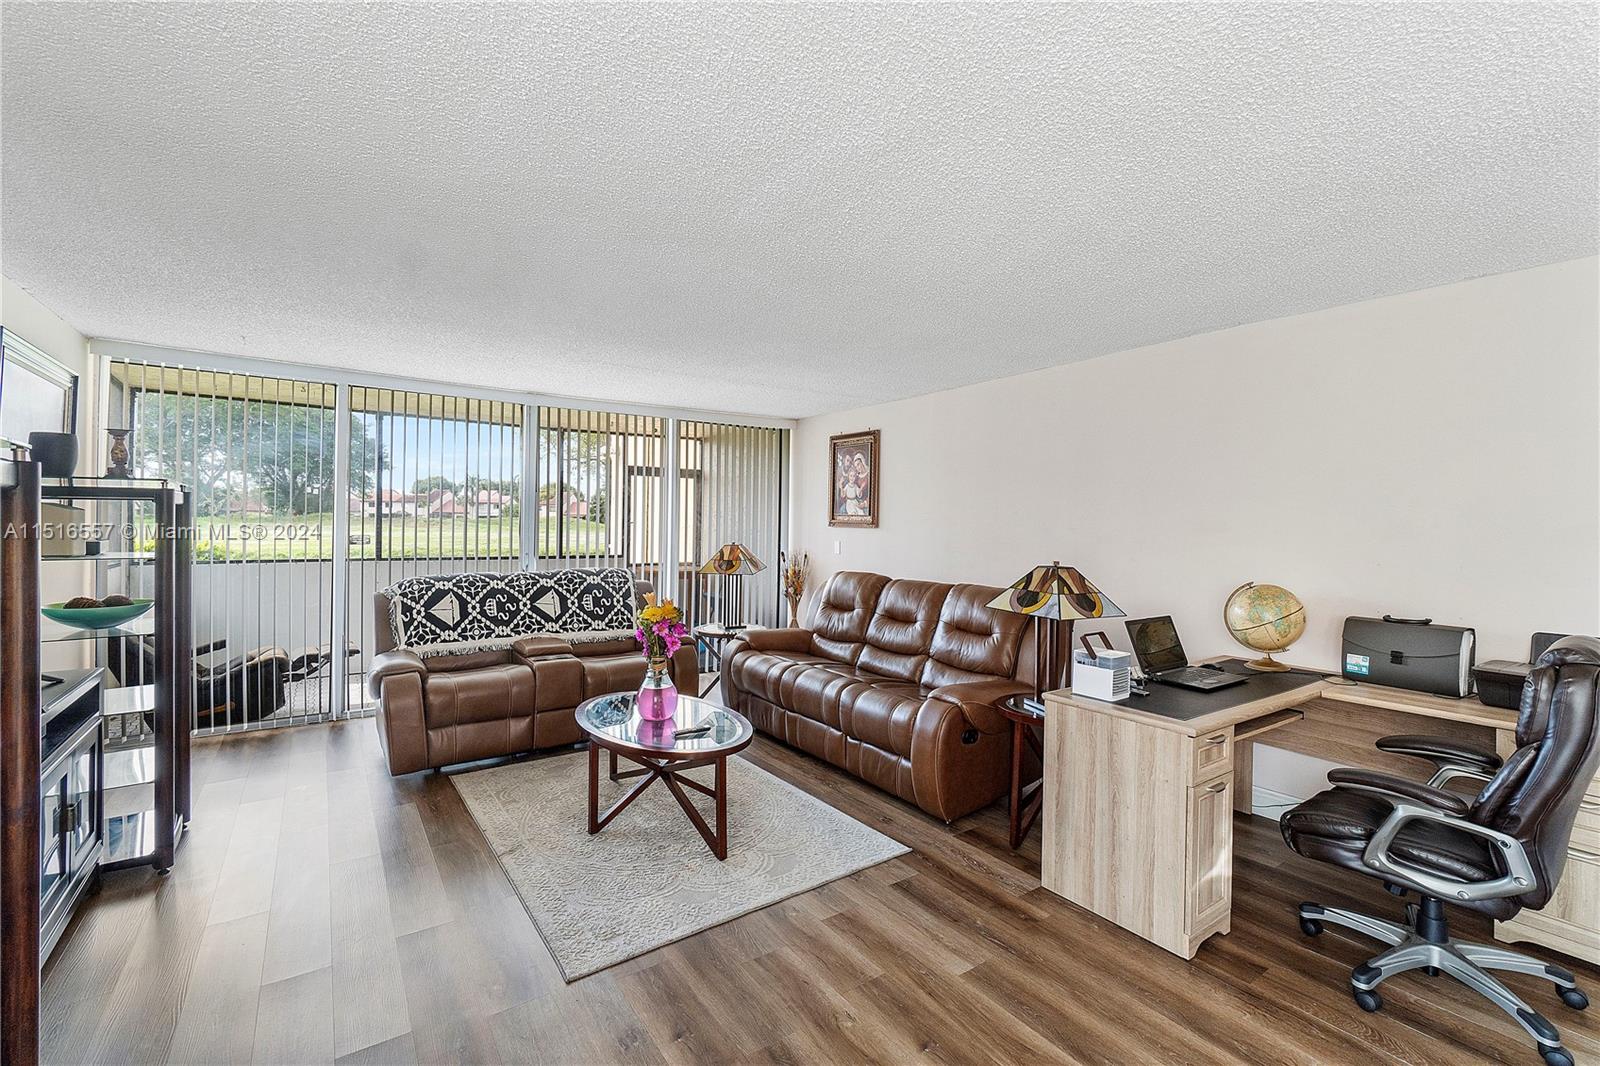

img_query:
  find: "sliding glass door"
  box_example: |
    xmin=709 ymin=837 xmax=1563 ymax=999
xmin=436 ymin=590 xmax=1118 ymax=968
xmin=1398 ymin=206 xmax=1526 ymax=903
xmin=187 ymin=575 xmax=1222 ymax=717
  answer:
xmin=105 ymin=356 xmax=789 ymax=726
xmin=345 ymin=387 xmax=525 ymax=713
xmin=676 ymin=420 xmax=787 ymax=628
xmin=108 ymin=362 xmax=340 ymax=732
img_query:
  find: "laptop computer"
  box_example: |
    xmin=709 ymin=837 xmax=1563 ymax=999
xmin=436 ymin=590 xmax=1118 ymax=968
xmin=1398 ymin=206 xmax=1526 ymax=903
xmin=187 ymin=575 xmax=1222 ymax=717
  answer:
xmin=1124 ymin=616 xmax=1249 ymax=692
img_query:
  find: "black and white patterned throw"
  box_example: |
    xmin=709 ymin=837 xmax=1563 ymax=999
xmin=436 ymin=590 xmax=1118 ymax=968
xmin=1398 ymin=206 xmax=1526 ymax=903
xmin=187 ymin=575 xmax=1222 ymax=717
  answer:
xmin=385 ymin=567 xmax=637 ymax=656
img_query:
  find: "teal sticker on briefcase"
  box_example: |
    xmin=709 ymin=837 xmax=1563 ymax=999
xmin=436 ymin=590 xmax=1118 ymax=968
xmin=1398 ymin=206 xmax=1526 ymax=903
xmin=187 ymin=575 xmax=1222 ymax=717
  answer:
xmin=1345 ymin=652 xmax=1370 ymax=676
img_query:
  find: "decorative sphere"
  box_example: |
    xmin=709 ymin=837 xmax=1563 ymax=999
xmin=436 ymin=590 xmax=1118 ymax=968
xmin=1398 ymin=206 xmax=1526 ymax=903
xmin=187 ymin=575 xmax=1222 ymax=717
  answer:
xmin=1224 ymin=582 xmax=1306 ymax=655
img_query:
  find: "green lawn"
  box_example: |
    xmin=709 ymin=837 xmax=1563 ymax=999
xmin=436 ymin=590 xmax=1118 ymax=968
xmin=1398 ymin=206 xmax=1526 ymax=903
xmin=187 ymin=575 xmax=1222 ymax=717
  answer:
xmin=138 ymin=513 xmax=610 ymax=562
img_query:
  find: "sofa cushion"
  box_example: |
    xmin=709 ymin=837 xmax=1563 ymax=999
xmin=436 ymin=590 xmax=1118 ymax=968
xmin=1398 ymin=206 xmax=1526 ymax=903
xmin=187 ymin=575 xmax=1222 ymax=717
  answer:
xmin=423 ymin=663 xmax=535 ymax=728
xmin=425 ymin=649 xmax=513 ymax=672
xmin=785 ymin=663 xmax=874 ymax=729
xmin=579 ymin=653 xmax=648 ymax=697
xmin=731 ymin=650 xmax=832 ymax=705
xmin=810 ymin=572 xmax=889 ymax=664
xmin=570 ymin=637 xmax=642 ymax=658
xmin=858 ymin=579 xmax=950 ymax=682
xmin=840 ymin=682 xmax=926 ymax=757
xmin=921 ymin=583 xmax=1028 ymax=688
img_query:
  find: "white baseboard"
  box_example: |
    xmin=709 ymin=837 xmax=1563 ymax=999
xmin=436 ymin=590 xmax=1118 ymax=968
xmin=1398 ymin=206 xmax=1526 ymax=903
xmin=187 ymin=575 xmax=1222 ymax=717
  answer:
xmin=1251 ymin=785 xmax=1303 ymax=819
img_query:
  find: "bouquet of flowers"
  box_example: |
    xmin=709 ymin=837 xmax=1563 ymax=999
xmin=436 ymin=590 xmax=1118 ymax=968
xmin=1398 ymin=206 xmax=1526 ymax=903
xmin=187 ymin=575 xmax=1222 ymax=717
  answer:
xmin=635 ymin=593 xmax=689 ymax=662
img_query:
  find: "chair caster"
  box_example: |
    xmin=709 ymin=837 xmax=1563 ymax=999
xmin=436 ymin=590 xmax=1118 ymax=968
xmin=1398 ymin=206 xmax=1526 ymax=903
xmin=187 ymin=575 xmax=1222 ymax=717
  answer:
xmin=1539 ymin=1045 xmax=1573 ymax=1066
xmin=1352 ymin=988 xmax=1382 ymax=1013
xmin=1558 ymin=987 xmax=1587 ymax=1010
xmin=1299 ymin=917 xmax=1323 ymax=937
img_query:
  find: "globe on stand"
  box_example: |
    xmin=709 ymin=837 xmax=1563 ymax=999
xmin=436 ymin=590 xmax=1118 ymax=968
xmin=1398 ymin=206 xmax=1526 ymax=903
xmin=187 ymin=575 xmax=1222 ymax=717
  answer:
xmin=1223 ymin=582 xmax=1306 ymax=672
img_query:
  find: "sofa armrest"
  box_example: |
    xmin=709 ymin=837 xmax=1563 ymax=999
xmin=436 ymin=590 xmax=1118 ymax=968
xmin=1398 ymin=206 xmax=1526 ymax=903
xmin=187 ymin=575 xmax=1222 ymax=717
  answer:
xmin=741 ymin=628 xmax=815 ymax=654
xmin=669 ymin=643 xmax=700 ymax=694
xmin=367 ymin=649 xmax=426 ymax=701
xmin=510 ymin=634 xmax=577 ymax=660
xmin=925 ymin=680 xmax=1034 ymax=735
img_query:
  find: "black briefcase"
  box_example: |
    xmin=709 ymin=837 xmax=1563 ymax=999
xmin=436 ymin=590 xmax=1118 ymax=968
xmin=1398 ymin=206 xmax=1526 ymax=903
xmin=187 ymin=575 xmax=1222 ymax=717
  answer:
xmin=1341 ymin=615 xmax=1476 ymax=698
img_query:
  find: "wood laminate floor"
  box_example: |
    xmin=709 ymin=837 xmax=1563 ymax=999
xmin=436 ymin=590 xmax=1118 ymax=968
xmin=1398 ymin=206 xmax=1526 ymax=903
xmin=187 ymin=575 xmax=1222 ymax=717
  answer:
xmin=41 ymin=715 xmax=1600 ymax=1065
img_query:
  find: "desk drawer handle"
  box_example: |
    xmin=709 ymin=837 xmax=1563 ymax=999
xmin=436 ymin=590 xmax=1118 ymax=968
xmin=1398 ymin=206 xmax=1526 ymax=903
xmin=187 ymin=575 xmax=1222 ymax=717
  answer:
xmin=1570 ymin=845 xmax=1600 ymax=863
xmin=1206 ymin=782 xmax=1228 ymax=794
xmin=1580 ymin=798 xmax=1600 ymax=813
xmin=1204 ymin=735 xmax=1228 ymax=746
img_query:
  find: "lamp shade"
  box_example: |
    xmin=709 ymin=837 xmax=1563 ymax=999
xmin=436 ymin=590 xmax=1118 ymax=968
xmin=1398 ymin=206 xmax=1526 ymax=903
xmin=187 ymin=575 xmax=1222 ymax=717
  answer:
xmin=698 ymin=542 xmax=766 ymax=576
xmin=986 ymin=562 xmax=1124 ymax=621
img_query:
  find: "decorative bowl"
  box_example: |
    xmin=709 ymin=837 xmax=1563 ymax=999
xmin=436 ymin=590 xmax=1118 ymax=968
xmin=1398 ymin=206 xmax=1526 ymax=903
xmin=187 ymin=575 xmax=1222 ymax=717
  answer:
xmin=41 ymin=598 xmax=154 ymax=630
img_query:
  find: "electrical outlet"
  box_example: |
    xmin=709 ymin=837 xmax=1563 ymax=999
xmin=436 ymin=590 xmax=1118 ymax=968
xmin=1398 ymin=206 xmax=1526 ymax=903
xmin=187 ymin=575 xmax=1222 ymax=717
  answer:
xmin=833 ymin=540 xmax=841 ymax=554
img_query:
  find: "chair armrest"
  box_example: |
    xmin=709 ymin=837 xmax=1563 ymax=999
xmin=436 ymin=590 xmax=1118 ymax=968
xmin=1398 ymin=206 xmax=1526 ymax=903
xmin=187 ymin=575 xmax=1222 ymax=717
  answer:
xmin=1362 ymin=802 xmax=1538 ymax=902
xmin=740 ymin=628 xmax=815 ymax=654
xmin=510 ymin=635 xmax=577 ymax=660
xmin=926 ymin=680 xmax=1034 ymax=735
xmin=367 ymin=649 xmax=427 ymax=700
xmin=1327 ymin=768 xmax=1471 ymax=816
xmin=1376 ymin=729 xmax=1497 ymax=771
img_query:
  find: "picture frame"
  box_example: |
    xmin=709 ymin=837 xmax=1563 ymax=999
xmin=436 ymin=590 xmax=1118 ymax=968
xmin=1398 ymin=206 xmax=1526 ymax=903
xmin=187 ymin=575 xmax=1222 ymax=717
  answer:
xmin=828 ymin=429 xmax=879 ymax=528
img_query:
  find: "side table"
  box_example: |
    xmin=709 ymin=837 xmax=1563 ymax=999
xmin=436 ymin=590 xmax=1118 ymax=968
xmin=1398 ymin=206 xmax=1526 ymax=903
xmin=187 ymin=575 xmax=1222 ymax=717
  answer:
xmin=692 ymin=623 xmax=765 ymax=697
xmin=998 ymin=694 xmax=1046 ymax=850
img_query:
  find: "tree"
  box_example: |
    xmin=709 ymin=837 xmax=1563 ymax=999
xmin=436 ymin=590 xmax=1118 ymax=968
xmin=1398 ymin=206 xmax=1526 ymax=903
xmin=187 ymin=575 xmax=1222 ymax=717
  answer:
xmin=131 ymin=393 xmax=378 ymax=516
xmin=412 ymin=474 xmax=459 ymax=497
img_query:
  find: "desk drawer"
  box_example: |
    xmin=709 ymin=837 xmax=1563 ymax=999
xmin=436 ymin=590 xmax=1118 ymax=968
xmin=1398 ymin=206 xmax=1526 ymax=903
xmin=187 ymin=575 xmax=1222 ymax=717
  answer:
xmin=1192 ymin=729 xmax=1233 ymax=780
xmin=1573 ymin=795 xmax=1600 ymax=855
xmin=1186 ymin=776 xmax=1233 ymax=934
xmin=1539 ymin=846 xmax=1598 ymax=934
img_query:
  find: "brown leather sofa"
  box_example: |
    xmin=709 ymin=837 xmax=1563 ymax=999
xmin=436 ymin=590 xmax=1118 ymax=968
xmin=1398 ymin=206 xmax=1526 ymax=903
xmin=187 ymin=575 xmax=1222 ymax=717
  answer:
xmin=367 ymin=580 xmax=698 ymax=775
xmin=720 ymin=571 xmax=1045 ymax=822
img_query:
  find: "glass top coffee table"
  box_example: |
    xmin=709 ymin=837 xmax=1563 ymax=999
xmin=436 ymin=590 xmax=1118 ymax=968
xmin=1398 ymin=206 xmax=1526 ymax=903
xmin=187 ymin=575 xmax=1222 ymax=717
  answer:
xmin=574 ymin=691 xmax=754 ymax=860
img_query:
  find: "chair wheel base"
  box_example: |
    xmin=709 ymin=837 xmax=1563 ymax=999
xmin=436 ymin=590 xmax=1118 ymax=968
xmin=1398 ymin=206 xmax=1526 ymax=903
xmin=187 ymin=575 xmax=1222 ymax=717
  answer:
xmin=1352 ymin=988 xmax=1383 ymax=1013
xmin=1558 ymin=988 xmax=1587 ymax=1010
xmin=1540 ymin=1046 xmax=1573 ymax=1066
xmin=1299 ymin=917 xmax=1323 ymax=936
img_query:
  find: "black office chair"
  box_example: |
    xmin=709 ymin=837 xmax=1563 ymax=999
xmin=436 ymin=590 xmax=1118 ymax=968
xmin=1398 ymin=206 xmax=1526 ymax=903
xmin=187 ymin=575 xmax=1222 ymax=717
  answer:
xmin=1281 ymin=635 xmax=1600 ymax=1066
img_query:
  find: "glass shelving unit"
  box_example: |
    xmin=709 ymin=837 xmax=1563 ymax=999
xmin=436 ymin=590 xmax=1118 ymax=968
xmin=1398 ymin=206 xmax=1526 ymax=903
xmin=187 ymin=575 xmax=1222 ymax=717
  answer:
xmin=40 ymin=475 xmax=192 ymax=872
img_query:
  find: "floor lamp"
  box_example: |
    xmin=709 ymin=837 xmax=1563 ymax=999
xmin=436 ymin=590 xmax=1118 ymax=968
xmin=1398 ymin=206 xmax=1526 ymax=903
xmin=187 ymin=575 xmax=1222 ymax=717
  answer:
xmin=698 ymin=542 xmax=766 ymax=629
xmin=987 ymin=562 xmax=1125 ymax=700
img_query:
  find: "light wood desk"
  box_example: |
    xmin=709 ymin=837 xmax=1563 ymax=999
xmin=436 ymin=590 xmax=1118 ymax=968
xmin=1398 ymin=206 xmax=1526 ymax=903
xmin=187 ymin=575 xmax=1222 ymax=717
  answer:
xmin=1041 ymin=662 xmax=1600 ymax=963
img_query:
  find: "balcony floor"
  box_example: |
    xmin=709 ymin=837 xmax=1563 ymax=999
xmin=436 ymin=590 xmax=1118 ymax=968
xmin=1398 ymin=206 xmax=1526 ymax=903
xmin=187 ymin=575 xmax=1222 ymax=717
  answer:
xmin=40 ymin=715 xmax=1600 ymax=1065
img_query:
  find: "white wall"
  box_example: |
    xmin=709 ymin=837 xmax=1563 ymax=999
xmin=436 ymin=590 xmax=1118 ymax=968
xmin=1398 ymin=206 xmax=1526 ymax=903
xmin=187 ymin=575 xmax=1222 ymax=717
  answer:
xmin=793 ymin=257 xmax=1600 ymax=801
xmin=1 ymin=273 xmax=91 ymax=386
xmin=2 ymin=274 xmax=96 ymax=667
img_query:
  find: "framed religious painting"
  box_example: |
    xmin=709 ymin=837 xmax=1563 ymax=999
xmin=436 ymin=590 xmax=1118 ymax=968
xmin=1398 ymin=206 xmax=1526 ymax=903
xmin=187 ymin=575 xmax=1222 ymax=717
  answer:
xmin=828 ymin=429 xmax=879 ymax=528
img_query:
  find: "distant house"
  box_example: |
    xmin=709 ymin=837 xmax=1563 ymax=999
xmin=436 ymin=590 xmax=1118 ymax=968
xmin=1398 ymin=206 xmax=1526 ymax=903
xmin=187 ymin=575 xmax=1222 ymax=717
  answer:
xmin=352 ymin=490 xmax=420 ymax=517
xmin=236 ymin=492 xmax=272 ymax=516
xmin=426 ymin=489 xmax=467 ymax=517
xmin=537 ymin=492 xmax=587 ymax=519
xmin=473 ymin=489 xmax=508 ymax=518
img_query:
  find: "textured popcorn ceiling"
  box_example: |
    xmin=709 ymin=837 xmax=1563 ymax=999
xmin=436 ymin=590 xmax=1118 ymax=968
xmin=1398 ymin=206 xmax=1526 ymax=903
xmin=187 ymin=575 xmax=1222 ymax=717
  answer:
xmin=2 ymin=4 xmax=1595 ymax=418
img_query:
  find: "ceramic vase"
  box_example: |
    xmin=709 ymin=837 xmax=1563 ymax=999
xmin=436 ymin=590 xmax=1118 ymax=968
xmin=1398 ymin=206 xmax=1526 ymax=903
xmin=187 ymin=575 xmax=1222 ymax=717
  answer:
xmin=27 ymin=432 xmax=77 ymax=478
xmin=637 ymin=656 xmax=678 ymax=722
xmin=105 ymin=429 xmax=132 ymax=478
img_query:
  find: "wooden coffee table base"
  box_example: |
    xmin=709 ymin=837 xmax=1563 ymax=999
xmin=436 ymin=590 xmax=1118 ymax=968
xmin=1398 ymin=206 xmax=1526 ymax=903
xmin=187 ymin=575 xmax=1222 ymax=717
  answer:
xmin=587 ymin=742 xmax=732 ymax=860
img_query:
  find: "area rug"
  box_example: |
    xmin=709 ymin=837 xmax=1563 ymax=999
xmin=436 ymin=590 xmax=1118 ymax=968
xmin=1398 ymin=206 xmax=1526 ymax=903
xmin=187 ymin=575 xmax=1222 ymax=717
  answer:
xmin=451 ymin=751 xmax=909 ymax=981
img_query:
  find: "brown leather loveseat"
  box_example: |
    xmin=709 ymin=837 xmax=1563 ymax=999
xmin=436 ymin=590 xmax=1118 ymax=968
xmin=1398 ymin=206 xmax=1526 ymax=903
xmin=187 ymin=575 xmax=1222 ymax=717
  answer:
xmin=367 ymin=579 xmax=698 ymax=775
xmin=720 ymin=571 xmax=1039 ymax=821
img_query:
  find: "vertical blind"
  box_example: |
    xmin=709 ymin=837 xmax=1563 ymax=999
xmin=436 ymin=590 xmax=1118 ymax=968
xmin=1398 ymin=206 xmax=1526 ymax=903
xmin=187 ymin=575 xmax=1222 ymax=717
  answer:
xmin=345 ymin=387 xmax=525 ymax=711
xmin=534 ymin=406 xmax=666 ymax=588
xmin=676 ymin=420 xmax=787 ymax=628
xmin=109 ymin=361 xmax=339 ymax=732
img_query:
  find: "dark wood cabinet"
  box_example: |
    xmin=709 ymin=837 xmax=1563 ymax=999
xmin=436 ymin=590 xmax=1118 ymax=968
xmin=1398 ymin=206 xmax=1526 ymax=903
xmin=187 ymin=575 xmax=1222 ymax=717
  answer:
xmin=39 ymin=669 xmax=104 ymax=960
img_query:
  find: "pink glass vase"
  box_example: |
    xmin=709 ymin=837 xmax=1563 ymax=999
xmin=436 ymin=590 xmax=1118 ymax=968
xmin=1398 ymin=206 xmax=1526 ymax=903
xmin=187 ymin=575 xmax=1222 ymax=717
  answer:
xmin=637 ymin=657 xmax=678 ymax=722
